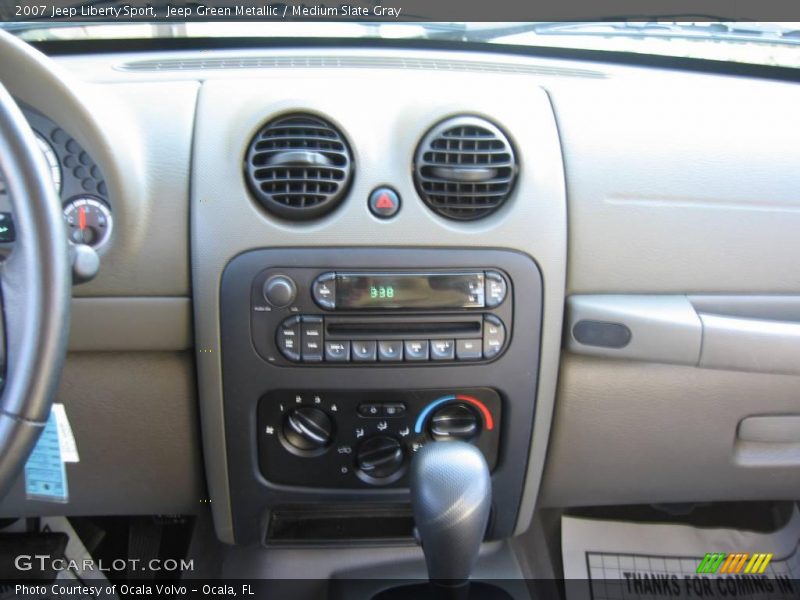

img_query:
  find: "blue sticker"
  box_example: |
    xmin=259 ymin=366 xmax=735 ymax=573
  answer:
xmin=24 ymin=410 xmax=69 ymax=503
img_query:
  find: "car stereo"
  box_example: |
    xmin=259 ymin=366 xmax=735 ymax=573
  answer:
xmin=250 ymin=267 xmax=513 ymax=366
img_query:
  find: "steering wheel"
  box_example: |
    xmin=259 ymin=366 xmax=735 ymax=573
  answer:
xmin=0 ymin=82 xmax=70 ymax=499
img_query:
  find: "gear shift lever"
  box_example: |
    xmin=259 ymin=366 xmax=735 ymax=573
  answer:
xmin=410 ymin=441 xmax=492 ymax=598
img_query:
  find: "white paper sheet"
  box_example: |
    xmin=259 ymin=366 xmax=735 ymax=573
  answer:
xmin=562 ymin=505 xmax=800 ymax=600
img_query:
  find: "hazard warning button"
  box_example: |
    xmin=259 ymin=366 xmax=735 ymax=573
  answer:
xmin=368 ymin=187 xmax=401 ymax=219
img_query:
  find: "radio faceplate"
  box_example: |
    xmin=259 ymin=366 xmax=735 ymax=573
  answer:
xmin=312 ymin=271 xmax=506 ymax=310
xmin=250 ymin=267 xmax=513 ymax=366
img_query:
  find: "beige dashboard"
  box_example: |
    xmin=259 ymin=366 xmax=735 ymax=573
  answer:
xmin=1 ymin=34 xmax=799 ymax=544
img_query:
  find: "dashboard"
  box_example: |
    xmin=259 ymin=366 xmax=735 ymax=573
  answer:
xmin=1 ymin=34 xmax=799 ymax=555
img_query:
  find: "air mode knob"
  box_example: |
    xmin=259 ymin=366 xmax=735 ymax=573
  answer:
xmin=283 ymin=406 xmax=333 ymax=452
xmin=356 ymin=436 xmax=404 ymax=480
xmin=430 ymin=403 xmax=479 ymax=441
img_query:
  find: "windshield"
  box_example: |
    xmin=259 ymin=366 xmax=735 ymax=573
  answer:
xmin=1 ymin=20 xmax=799 ymax=69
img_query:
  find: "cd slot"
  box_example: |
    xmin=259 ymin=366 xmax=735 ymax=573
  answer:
xmin=326 ymin=316 xmax=482 ymax=340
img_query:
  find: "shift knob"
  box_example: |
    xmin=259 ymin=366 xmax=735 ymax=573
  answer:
xmin=410 ymin=441 xmax=492 ymax=585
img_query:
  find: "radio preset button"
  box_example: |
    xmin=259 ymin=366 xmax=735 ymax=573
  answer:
xmin=312 ymin=272 xmax=336 ymax=310
xmin=325 ymin=341 xmax=350 ymax=362
xmin=456 ymin=339 xmax=482 ymax=361
xmin=430 ymin=339 xmax=455 ymax=360
xmin=301 ymin=317 xmax=324 ymax=362
xmin=277 ymin=316 xmax=301 ymax=361
xmin=484 ymin=271 xmax=507 ymax=308
xmin=352 ymin=340 xmax=377 ymax=362
xmin=483 ymin=316 xmax=506 ymax=359
xmin=378 ymin=341 xmax=403 ymax=362
xmin=404 ymin=340 xmax=429 ymax=361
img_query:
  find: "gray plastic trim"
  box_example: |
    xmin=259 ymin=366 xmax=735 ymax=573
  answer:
xmin=0 ymin=351 xmax=203 ymax=517
xmin=738 ymin=415 xmax=800 ymax=444
xmin=218 ymin=540 xmax=523 ymax=586
xmin=117 ymin=54 xmax=605 ymax=80
xmin=221 ymin=249 xmax=538 ymax=544
xmin=552 ymin=69 xmax=800 ymax=295
xmin=693 ymin=296 xmax=800 ymax=375
xmin=567 ymin=294 xmax=800 ymax=376
xmin=689 ymin=295 xmax=800 ymax=322
xmin=541 ymin=354 xmax=800 ymax=507
xmin=191 ymin=73 xmax=566 ymax=543
xmin=734 ymin=415 xmax=800 ymax=468
xmin=572 ymin=320 xmax=631 ymax=348
xmin=49 ymin=48 xmax=611 ymax=84
xmin=733 ymin=441 xmax=800 ymax=468
xmin=566 ymin=295 xmax=701 ymax=365
xmin=68 ymin=297 xmax=192 ymax=352
xmin=698 ymin=313 xmax=800 ymax=375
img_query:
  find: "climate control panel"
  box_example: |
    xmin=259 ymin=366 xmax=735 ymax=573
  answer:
xmin=257 ymin=388 xmax=501 ymax=489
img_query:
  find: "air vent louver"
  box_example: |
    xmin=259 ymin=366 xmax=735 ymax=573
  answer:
xmin=414 ymin=116 xmax=517 ymax=221
xmin=245 ymin=114 xmax=353 ymax=220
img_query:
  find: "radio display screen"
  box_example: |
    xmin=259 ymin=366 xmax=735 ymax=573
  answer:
xmin=335 ymin=272 xmax=485 ymax=309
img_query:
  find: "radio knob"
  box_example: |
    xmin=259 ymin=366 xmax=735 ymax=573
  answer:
xmin=430 ymin=403 xmax=479 ymax=441
xmin=283 ymin=406 xmax=333 ymax=451
xmin=264 ymin=275 xmax=297 ymax=308
xmin=356 ymin=436 xmax=404 ymax=479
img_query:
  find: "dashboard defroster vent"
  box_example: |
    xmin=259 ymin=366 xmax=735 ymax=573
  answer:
xmin=245 ymin=114 xmax=353 ymax=220
xmin=414 ymin=116 xmax=517 ymax=221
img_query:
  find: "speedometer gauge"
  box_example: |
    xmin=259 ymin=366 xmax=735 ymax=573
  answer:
xmin=0 ymin=131 xmax=61 ymax=197
xmin=35 ymin=131 xmax=62 ymax=194
xmin=63 ymin=196 xmax=113 ymax=249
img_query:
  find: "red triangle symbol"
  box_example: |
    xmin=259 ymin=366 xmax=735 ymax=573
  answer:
xmin=375 ymin=193 xmax=394 ymax=209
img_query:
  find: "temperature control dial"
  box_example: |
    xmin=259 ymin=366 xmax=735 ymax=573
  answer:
xmin=430 ymin=403 xmax=479 ymax=441
xmin=283 ymin=406 xmax=333 ymax=452
xmin=63 ymin=196 xmax=113 ymax=250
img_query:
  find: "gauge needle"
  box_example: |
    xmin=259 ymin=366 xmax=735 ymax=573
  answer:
xmin=78 ymin=206 xmax=86 ymax=243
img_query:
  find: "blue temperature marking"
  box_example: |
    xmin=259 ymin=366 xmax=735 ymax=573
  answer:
xmin=414 ymin=395 xmax=457 ymax=433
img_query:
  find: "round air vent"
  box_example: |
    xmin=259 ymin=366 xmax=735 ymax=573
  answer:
xmin=414 ymin=116 xmax=518 ymax=221
xmin=245 ymin=113 xmax=353 ymax=220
